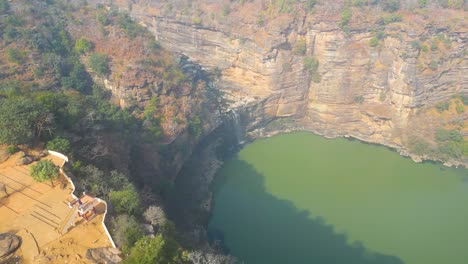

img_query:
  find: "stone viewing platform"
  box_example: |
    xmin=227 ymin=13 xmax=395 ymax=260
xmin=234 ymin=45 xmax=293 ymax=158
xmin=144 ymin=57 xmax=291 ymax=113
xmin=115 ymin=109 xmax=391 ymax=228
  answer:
xmin=0 ymin=148 xmax=119 ymax=264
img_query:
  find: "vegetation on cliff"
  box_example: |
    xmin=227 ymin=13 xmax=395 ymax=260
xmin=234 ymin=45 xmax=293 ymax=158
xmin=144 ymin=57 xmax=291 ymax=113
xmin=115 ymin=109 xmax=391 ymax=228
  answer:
xmin=0 ymin=0 xmax=224 ymax=262
xmin=137 ymin=0 xmax=466 ymax=166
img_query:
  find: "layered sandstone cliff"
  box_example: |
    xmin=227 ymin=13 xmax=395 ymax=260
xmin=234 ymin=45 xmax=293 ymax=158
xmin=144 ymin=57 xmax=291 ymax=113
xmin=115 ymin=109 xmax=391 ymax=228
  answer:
xmin=89 ymin=0 xmax=467 ymax=165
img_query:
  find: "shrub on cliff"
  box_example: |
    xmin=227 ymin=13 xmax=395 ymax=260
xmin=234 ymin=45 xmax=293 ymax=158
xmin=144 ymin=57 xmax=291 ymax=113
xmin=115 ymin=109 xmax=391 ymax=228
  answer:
xmin=6 ymin=48 xmax=27 ymax=64
xmin=303 ymin=56 xmax=319 ymax=74
xmin=435 ymin=101 xmax=450 ymax=113
xmin=46 ymin=137 xmax=71 ymax=154
xmin=369 ymin=37 xmax=379 ymax=47
xmin=354 ymin=95 xmax=364 ymax=104
xmin=30 ymin=160 xmax=60 ymax=186
xmin=124 ymin=228 xmax=186 ymax=264
xmin=6 ymin=145 xmax=19 ymax=155
xmin=461 ymin=96 xmax=468 ymax=105
xmin=111 ymin=214 xmax=144 ymax=254
xmin=109 ymin=185 xmax=142 ymax=216
xmin=339 ymin=8 xmax=352 ymax=28
xmin=455 ymin=103 xmax=464 ymax=114
xmin=435 ymin=128 xmax=464 ymax=160
xmin=188 ymin=116 xmax=203 ymax=138
xmin=0 ymin=98 xmax=45 ymax=145
xmin=293 ymin=39 xmax=307 ymax=56
xmin=124 ymin=236 xmax=177 ymax=264
xmin=312 ymin=72 xmax=321 ymax=83
xmin=88 ymin=53 xmax=110 ymax=76
xmin=435 ymin=128 xmax=463 ymax=143
xmin=74 ymin=37 xmax=93 ymax=55
xmin=463 ymin=140 xmax=468 ymax=157
xmin=115 ymin=12 xmax=145 ymax=38
xmin=408 ymin=137 xmax=429 ymax=156
xmin=61 ymin=60 xmax=91 ymax=93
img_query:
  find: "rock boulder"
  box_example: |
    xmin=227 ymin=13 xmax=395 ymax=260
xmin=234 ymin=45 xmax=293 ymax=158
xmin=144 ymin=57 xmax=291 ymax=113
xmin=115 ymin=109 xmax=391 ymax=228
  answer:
xmin=0 ymin=233 xmax=21 ymax=259
xmin=86 ymin=247 xmax=122 ymax=264
xmin=0 ymin=147 xmax=10 ymax=164
xmin=16 ymin=156 xmax=34 ymax=166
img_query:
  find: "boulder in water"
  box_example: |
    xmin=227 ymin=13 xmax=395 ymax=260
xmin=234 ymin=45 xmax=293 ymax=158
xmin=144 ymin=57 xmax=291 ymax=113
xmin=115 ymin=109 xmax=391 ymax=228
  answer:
xmin=0 ymin=233 xmax=21 ymax=259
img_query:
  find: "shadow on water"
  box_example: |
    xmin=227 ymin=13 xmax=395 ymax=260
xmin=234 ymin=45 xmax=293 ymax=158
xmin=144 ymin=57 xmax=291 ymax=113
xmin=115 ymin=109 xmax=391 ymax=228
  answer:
xmin=209 ymin=157 xmax=405 ymax=264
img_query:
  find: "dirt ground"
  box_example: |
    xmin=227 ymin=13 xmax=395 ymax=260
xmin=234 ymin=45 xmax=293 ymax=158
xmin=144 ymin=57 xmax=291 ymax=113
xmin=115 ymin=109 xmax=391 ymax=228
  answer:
xmin=0 ymin=152 xmax=113 ymax=264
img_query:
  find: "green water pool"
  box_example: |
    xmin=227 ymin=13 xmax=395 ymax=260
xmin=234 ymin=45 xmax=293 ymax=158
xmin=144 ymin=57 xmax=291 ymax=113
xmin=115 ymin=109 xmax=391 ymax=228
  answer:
xmin=208 ymin=132 xmax=468 ymax=264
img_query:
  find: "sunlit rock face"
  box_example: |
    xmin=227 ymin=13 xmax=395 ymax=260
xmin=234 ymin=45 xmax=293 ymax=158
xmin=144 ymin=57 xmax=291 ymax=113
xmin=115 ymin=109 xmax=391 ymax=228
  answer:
xmin=89 ymin=0 xmax=467 ymax=165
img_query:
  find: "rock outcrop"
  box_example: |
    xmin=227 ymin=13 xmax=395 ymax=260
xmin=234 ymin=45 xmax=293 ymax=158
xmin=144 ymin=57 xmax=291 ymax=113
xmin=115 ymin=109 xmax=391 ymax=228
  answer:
xmin=0 ymin=233 xmax=21 ymax=259
xmin=86 ymin=247 xmax=122 ymax=264
xmin=0 ymin=146 xmax=11 ymax=164
xmin=89 ymin=0 xmax=467 ymax=165
xmin=15 ymin=156 xmax=34 ymax=166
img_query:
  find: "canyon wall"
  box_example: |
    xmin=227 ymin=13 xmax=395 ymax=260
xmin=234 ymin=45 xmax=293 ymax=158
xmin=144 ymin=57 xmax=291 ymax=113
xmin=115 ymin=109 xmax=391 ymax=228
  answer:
xmin=90 ymin=0 xmax=467 ymax=165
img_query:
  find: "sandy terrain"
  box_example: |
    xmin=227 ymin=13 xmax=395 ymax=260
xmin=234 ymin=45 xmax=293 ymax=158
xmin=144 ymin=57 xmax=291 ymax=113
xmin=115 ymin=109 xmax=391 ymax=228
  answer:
xmin=0 ymin=152 xmax=113 ymax=263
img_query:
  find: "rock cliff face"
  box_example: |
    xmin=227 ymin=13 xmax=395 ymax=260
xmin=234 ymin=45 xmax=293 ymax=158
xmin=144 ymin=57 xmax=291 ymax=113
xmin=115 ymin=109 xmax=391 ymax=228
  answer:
xmin=90 ymin=0 xmax=467 ymax=165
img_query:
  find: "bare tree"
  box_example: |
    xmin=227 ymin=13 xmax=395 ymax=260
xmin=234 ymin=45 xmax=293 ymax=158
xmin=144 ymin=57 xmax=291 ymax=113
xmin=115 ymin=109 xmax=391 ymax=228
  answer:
xmin=34 ymin=112 xmax=55 ymax=140
xmin=143 ymin=205 xmax=166 ymax=226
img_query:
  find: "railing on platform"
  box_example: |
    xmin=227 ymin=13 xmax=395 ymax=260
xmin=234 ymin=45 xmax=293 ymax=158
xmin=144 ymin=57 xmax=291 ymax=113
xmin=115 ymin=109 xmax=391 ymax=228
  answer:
xmin=47 ymin=150 xmax=116 ymax=248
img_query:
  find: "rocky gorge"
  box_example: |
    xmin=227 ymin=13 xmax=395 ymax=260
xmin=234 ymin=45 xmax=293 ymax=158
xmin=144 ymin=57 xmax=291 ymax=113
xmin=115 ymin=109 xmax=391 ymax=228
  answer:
xmin=89 ymin=0 xmax=467 ymax=167
xmin=1 ymin=0 xmax=467 ymax=261
xmin=66 ymin=2 xmax=466 ymax=254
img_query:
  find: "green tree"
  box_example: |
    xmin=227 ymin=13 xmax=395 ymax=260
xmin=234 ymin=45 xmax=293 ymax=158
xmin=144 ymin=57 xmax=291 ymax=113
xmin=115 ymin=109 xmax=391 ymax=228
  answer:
xmin=124 ymin=235 xmax=184 ymax=264
xmin=0 ymin=98 xmax=44 ymax=145
xmin=88 ymin=53 xmax=109 ymax=76
xmin=46 ymin=137 xmax=71 ymax=154
xmin=74 ymin=37 xmax=93 ymax=55
xmin=109 ymin=185 xmax=141 ymax=215
xmin=30 ymin=160 xmax=60 ymax=186
xmin=111 ymin=214 xmax=144 ymax=253
xmin=143 ymin=97 xmax=162 ymax=138
xmin=61 ymin=60 xmax=91 ymax=93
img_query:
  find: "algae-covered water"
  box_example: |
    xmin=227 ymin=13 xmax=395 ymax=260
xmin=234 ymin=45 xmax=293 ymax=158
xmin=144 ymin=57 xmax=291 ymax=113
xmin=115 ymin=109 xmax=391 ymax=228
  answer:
xmin=208 ymin=132 xmax=468 ymax=264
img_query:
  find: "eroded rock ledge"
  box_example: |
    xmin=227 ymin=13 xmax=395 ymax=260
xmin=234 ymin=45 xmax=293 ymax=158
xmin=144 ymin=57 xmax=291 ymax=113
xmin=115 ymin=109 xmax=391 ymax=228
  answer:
xmin=89 ymin=0 xmax=467 ymax=167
